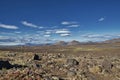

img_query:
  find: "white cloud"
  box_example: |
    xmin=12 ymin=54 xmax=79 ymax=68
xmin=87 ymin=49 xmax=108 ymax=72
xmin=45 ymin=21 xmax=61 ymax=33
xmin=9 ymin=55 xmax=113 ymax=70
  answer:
xmin=0 ymin=23 xmax=18 ymax=29
xmin=55 ymin=29 xmax=71 ymax=37
xmin=45 ymin=31 xmax=51 ymax=34
xmin=61 ymin=21 xmax=78 ymax=25
xmin=45 ymin=29 xmax=56 ymax=34
xmin=0 ymin=42 xmax=25 ymax=46
xmin=82 ymin=34 xmax=107 ymax=38
xmin=81 ymin=33 xmax=120 ymax=41
xmin=21 ymin=21 xmax=38 ymax=28
xmin=0 ymin=36 xmax=10 ymax=40
xmin=55 ymin=29 xmax=70 ymax=34
xmin=60 ymin=33 xmax=70 ymax=37
xmin=68 ymin=24 xmax=80 ymax=27
xmin=0 ymin=33 xmax=55 ymax=46
xmin=38 ymin=26 xmax=44 ymax=29
xmin=44 ymin=35 xmax=51 ymax=37
xmin=98 ymin=17 xmax=105 ymax=22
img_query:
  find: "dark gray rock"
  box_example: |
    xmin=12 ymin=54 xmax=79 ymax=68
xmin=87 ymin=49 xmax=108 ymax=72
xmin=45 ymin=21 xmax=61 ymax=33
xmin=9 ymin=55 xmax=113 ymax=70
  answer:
xmin=66 ymin=59 xmax=79 ymax=66
xmin=0 ymin=60 xmax=12 ymax=69
xmin=33 ymin=54 xmax=41 ymax=60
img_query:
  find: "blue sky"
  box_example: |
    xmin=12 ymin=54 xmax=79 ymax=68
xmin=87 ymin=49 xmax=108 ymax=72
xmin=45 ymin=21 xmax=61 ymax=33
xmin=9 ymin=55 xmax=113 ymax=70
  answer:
xmin=0 ymin=0 xmax=120 ymax=45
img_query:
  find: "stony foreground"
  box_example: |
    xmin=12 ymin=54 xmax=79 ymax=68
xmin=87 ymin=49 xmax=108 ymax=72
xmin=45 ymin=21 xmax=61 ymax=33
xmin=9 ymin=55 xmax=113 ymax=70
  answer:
xmin=0 ymin=45 xmax=120 ymax=80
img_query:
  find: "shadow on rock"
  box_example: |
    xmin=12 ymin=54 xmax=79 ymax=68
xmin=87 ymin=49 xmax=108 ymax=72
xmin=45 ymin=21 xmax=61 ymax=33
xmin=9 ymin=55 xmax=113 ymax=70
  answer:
xmin=0 ymin=60 xmax=26 ymax=69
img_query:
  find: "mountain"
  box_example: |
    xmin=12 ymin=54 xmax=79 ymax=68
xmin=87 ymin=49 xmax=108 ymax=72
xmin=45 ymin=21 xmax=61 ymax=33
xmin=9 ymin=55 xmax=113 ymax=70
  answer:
xmin=104 ymin=38 xmax=120 ymax=43
xmin=54 ymin=41 xmax=67 ymax=46
xmin=67 ymin=40 xmax=80 ymax=45
xmin=54 ymin=40 xmax=97 ymax=46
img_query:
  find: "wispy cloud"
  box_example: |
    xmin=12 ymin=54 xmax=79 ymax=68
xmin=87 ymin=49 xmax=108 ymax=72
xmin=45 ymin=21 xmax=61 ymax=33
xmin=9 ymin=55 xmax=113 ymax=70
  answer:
xmin=61 ymin=21 xmax=80 ymax=28
xmin=0 ymin=42 xmax=25 ymax=46
xmin=98 ymin=17 xmax=105 ymax=22
xmin=0 ymin=23 xmax=18 ymax=29
xmin=68 ymin=24 xmax=80 ymax=27
xmin=38 ymin=26 xmax=44 ymax=29
xmin=82 ymin=34 xmax=110 ymax=38
xmin=0 ymin=36 xmax=10 ymax=40
xmin=81 ymin=33 xmax=120 ymax=42
xmin=55 ymin=29 xmax=71 ymax=37
xmin=45 ymin=31 xmax=52 ymax=34
xmin=45 ymin=30 xmax=54 ymax=34
xmin=60 ymin=33 xmax=70 ymax=37
xmin=14 ymin=31 xmax=21 ymax=34
xmin=61 ymin=21 xmax=78 ymax=25
xmin=44 ymin=35 xmax=51 ymax=37
xmin=21 ymin=21 xmax=43 ymax=28
xmin=21 ymin=21 xmax=37 ymax=28
xmin=55 ymin=29 xmax=70 ymax=34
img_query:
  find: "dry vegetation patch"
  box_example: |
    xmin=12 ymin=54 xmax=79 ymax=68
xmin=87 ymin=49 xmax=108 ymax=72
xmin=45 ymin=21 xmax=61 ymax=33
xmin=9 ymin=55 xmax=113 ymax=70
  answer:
xmin=0 ymin=44 xmax=120 ymax=80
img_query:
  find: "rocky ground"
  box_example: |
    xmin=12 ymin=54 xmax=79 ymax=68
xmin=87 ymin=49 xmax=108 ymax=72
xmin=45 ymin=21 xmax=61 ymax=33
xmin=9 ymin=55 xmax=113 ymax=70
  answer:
xmin=0 ymin=45 xmax=120 ymax=80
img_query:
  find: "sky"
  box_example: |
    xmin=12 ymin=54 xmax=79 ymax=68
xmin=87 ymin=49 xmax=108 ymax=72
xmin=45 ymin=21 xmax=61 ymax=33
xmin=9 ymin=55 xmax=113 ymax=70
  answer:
xmin=0 ymin=0 xmax=120 ymax=45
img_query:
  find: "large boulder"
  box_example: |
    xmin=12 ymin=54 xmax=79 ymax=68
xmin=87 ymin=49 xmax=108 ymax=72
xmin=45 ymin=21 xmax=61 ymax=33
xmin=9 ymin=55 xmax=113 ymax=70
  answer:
xmin=0 ymin=60 xmax=12 ymax=69
xmin=66 ymin=59 xmax=79 ymax=66
xmin=33 ymin=54 xmax=41 ymax=60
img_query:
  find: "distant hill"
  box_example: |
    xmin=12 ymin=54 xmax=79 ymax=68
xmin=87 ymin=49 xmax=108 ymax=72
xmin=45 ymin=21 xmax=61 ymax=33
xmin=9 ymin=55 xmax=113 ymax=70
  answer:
xmin=53 ymin=40 xmax=100 ymax=46
xmin=1 ymin=38 xmax=120 ymax=47
xmin=67 ymin=40 xmax=80 ymax=45
xmin=54 ymin=40 xmax=80 ymax=46
xmin=104 ymin=38 xmax=120 ymax=43
xmin=54 ymin=41 xmax=67 ymax=46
